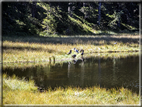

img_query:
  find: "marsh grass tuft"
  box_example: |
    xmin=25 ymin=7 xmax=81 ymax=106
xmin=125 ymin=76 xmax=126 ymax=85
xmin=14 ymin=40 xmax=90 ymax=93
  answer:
xmin=3 ymin=74 xmax=37 ymax=91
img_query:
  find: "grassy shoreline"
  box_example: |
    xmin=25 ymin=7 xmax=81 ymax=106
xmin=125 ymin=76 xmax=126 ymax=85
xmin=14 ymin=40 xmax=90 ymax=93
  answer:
xmin=3 ymin=52 xmax=139 ymax=69
xmin=3 ymin=74 xmax=140 ymax=104
xmin=2 ymin=34 xmax=140 ymax=63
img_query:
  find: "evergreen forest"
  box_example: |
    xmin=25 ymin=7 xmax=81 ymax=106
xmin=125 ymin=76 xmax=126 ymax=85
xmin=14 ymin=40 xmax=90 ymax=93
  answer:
xmin=2 ymin=2 xmax=139 ymax=36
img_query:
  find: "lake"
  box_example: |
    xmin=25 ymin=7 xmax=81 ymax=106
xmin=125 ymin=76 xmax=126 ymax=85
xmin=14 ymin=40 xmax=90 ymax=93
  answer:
xmin=3 ymin=54 xmax=139 ymax=94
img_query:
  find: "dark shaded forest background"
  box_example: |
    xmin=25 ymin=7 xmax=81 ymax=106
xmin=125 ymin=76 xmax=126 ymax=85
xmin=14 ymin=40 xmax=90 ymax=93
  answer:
xmin=2 ymin=2 xmax=139 ymax=36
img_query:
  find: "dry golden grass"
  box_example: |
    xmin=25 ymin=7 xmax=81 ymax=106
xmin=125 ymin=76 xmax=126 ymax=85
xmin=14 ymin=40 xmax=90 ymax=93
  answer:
xmin=4 ymin=85 xmax=140 ymax=105
xmin=3 ymin=37 xmax=139 ymax=63
xmin=3 ymin=74 xmax=140 ymax=105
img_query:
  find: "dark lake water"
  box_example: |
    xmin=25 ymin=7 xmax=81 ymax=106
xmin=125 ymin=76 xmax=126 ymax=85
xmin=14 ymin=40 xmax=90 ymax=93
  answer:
xmin=3 ymin=55 xmax=139 ymax=94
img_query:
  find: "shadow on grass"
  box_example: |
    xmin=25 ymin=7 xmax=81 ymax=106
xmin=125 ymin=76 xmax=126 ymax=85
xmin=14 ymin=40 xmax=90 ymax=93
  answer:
xmin=3 ymin=46 xmax=65 ymax=55
xmin=3 ymin=45 xmax=52 ymax=52
xmin=2 ymin=34 xmax=140 ymax=45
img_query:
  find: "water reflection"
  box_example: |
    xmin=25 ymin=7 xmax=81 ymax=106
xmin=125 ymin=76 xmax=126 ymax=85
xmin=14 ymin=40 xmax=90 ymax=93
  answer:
xmin=3 ymin=55 xmax=139 ymax=94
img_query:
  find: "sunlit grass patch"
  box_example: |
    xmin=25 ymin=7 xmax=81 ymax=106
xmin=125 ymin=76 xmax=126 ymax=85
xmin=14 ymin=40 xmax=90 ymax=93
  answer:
xmin=3 ymin=74 xmax=37 ymax=91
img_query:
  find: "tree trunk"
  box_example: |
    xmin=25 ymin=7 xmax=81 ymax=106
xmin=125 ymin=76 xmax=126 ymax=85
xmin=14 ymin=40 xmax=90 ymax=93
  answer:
xmin=98 ymin=2 xmax=101 ymax=25
xmin=68 ymin=2 xmax=72 ymax=17
xmin=83 ymin=2 xmax=86 ymax=19
xmin=77 ymin=2 xmax=81 ymax=9
xmin=31 ymin=2 xmax=36 ymax=18
xmin=117 ymin=3 xmax=121 ymax=28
